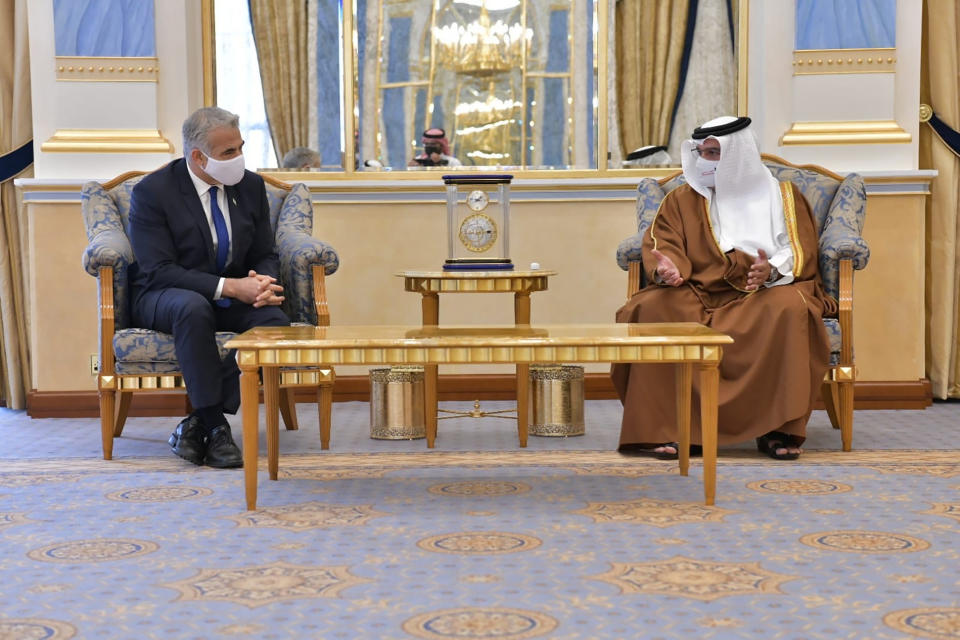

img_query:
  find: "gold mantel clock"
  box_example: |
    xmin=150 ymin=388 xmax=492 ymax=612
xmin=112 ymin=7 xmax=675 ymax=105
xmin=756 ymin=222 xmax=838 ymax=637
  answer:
xmin=442 ymin=174 xmax=513 ymax=270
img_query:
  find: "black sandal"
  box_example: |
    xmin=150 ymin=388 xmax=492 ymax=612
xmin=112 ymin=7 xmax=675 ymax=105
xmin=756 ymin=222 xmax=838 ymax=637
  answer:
xmin=756 ymin=431 xmax=801 ymax=460
xmin=617 ymin=442 xmax=679 ymax=460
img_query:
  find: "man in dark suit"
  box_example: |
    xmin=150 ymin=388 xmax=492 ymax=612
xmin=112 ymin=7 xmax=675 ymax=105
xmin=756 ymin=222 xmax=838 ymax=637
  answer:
xmin=129 ymin=106 xmax=289 ymax=468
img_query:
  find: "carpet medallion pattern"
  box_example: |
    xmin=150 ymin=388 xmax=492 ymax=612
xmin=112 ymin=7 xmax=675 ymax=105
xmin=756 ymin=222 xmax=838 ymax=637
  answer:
xmin=1 ymin=449 xmax=959 ymax=639
xmin=225 ymin=501 xmax=390 ymax=531
xmin=592 ymin=557 xmax=796 ymax=601
xmin=162 ymin=561 xmax=373 ymax=608
xmin=0 ymin=619 xmax=77 ymax=639
xmin=105 ymin=486 xmax=214 ymax=502
xmin=26 ymin=539 xmax=159 ymax=563
xmin=745 ymin=479 xmax=852 ymax=494
xmin=427 ymin=481 xmax=531 ymax=497
xmin=798 ymin=530 xmax=931 ymax=553
xmin=417 ymin=532 xmax=542 ymax=554
xmin=401 ymin=607 xmax=559 ymax=639
xmin=883 ymin=608 xmax=960 ymax=639
xmin=573 ymin=497 xmax=736 ymax=526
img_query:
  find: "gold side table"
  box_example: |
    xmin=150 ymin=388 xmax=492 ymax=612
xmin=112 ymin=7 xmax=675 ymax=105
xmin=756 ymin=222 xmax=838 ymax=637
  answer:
xmin=397 ymin=269 xmax=557 ymax=448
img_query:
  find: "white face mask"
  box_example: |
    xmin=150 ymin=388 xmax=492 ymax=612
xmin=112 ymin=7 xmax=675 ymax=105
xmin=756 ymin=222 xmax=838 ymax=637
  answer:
xmin=201 ymin=152 xmax=246 ymax=186
xmin=695 ymin=156 xmax=718 ymax=188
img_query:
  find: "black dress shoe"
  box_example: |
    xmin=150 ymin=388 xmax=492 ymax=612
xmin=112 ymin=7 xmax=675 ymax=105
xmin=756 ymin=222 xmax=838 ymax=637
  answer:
xmin=205 ymin=424 xmax=243 ymax=468
xmin=169 ymin=415 xmax=206 ymax=466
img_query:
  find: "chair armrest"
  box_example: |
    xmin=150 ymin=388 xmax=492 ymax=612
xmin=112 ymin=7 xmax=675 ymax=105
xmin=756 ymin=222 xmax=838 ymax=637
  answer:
xmin=276 ymin=231 xmax=339 ymax=325
xmin=837 ymin=258 xmax=853 ymax=368
xmin=616 ymin=233 xmax=644 ymax=271
xmin=819 ymin=232 xmax=870 ymax=267
xmin=98 ymin=266 xmax=117 ymax=376
xmin=82 ymin=229 xmax=133 ymax=276
xmin=817 ymin=175 xmax=869 ymax=299
xmin=83 ymin=230 xmax=134 ymax=331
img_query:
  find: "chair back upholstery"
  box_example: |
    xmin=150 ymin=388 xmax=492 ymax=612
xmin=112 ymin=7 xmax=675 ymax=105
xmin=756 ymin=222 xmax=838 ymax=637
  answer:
xmin=81 ymin=172 xmax=146 ymax=331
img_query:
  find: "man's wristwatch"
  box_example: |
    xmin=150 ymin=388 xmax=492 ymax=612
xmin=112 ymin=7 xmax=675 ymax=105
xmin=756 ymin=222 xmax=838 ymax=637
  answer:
xmin=766 ymin=266 xmax=780 ymax=283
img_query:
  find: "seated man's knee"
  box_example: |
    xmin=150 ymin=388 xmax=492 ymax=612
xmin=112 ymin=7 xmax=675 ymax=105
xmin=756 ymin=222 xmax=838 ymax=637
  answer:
xmin=174 ymin=291 xmax=215 ymax=325
xmin=256 ymin=306 xmax=290 ymax=328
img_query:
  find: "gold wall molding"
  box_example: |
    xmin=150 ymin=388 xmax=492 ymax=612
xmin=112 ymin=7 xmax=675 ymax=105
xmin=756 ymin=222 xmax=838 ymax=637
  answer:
xmin=779 ymin=121 xmax=911 ymax=146
xmin=41 ymin=129 xmax=174 ymax=153
xmin=793 ymin=48 xmax=896 ymax=75
xmin=55 ymin=56 xmax=159 ymax=82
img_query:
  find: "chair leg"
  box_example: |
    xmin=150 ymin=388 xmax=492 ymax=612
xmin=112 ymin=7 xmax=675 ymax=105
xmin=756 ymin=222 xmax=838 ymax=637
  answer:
xmin=318 ymin=383 xmax=333 ymax=450
xmin=820 ymin=380 xmax=840 ymax=430
xmin=114 ymin=391 xmax=133 ymax=437
xmin=100 ymin=387 xmax=116 ymax=460
xmin=279 ymin=387 xmax=299 ymax=430
xmin=838 ymin=379 xmax=854 ymax=452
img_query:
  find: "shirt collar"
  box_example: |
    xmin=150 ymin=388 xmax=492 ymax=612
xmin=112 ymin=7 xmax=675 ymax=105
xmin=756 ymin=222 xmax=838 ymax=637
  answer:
xmin=185 ymin=157 xmax=222 ymax=199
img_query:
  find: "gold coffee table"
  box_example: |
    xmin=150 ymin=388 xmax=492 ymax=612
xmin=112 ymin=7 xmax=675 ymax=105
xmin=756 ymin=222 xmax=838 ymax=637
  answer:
xmin=397 ymin=269 xmax=557 ymax=447
xmin=226 ymin=323 xmax=733 ymax=510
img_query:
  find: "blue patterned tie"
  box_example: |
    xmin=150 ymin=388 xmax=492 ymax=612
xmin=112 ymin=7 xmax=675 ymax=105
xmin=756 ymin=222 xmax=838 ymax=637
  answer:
xmin=209 ymin=186 xmax=230 ymax=308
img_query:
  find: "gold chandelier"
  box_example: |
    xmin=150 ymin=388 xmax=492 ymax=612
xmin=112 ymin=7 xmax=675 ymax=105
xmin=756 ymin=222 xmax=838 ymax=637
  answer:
xmin=432 ymin=1 xmax=532 ymax=76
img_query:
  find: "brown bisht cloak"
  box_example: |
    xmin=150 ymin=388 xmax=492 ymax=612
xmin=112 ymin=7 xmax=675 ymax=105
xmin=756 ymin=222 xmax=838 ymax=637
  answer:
xmin=611 ymin=181 xmax=835 ymax=447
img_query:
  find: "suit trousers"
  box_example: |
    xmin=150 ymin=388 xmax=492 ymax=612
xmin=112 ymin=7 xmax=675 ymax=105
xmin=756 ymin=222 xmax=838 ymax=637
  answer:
xmin=140 ymin=288 xmax=289 ymax=413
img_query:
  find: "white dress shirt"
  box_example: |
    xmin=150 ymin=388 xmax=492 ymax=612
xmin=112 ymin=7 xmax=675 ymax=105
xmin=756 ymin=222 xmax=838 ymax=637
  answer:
xmin=186 ymin=162 xmax=233 ymax=300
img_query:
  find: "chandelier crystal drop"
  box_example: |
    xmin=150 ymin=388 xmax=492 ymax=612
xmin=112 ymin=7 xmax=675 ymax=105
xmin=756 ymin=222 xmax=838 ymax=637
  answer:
xmin=432 ymin=1 xmax=532 ymax=76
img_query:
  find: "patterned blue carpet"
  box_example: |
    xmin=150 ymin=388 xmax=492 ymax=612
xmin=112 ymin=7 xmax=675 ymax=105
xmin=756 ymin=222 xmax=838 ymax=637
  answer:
xmin=1 ymin=402 xmax=959 ymax=639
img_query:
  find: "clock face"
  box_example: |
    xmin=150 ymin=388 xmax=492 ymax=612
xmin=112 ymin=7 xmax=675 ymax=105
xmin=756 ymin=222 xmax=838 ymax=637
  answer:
xmin=458 ymin=213 xmax=498 ymax=253
xmin=466 ymin=189 xmax=489 ymax=212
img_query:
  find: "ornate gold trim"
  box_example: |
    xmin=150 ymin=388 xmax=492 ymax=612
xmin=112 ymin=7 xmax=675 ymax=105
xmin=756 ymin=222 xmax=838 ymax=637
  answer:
xmin=41 ymin=130 xmax=175 ymax=153
xmin=779 ymin=182 xmax=803 ymax=276
xmin=793 ymin=48 xmax=896 ymax=74
xmin=56 ymin=56 xmax=158 ymax=82
xmin=779 ymin=121 xmax=911 ymax=146
xmin=400 ymin=271 xmax=554 ymax=294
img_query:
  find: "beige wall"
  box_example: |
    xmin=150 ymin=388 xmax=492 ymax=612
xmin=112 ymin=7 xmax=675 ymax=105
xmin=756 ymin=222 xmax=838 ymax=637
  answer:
xmin=22 ymin=185 xmax=927 ymax=392
xmin=28 ymin=200 xmax=100 ymax=391
xmin=854 ymin=192 xmax=927 ymax=381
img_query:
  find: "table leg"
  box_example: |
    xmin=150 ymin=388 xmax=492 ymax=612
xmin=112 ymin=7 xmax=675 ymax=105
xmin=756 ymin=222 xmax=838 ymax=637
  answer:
xmin=263 ymin=367 xmax=280 ymax=481
xmin=676 ymin=363 xmax=692 ymax=477
xmin=425 ymin=364 xmax=438 ymax=448
xmin=422 ymin=293 xmax=440 ymax=448
xmin=241 ymin=362 xmax=260 ymax=511
xmin=514 ymin=292 xmax=531 ymax=324
xmin=699 ymin=362 xmax=720 ymax=506
xmin=516 ymin=363 xmax=529 ymax=447
xmin=514 ymin=292 xmax=531 ymax=446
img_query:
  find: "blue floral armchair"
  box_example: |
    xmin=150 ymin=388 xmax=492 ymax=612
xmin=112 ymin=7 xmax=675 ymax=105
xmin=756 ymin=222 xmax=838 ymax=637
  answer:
xmin=82 ymin=171 xmax=340 ymax=461
xmin=616 ymin=154 xmax=869 ymax=451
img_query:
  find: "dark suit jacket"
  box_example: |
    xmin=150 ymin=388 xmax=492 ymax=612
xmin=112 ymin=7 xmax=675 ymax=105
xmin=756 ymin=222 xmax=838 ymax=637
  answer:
xmin=128 ymin=158 xmax=279 ymax=326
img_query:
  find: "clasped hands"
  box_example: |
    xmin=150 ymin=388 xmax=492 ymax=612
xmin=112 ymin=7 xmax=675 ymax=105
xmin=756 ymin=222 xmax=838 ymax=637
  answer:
xmin=652 ymin=248 xmax=772 ymax=291
xmin=222 ymin=270 xmax=285 ymax=307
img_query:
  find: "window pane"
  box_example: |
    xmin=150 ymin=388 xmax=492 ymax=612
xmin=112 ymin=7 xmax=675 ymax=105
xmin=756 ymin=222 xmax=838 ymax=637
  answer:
xmin=215 ymin=0 xmax=278 ymax=170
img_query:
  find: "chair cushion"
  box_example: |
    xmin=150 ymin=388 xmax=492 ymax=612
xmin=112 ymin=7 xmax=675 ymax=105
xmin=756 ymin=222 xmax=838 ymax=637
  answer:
xmin=824 ymin=318 xmax=842 ymax=366
xmin=113 ymin=328 xmax=236 ymax=375
xmin=112 ymin=323 xmax=319 ymax=375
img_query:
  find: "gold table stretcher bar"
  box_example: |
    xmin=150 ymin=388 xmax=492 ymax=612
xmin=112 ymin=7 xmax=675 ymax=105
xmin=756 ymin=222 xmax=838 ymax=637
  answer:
xmin=225 ymin=323 xmax=733 ymax=510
